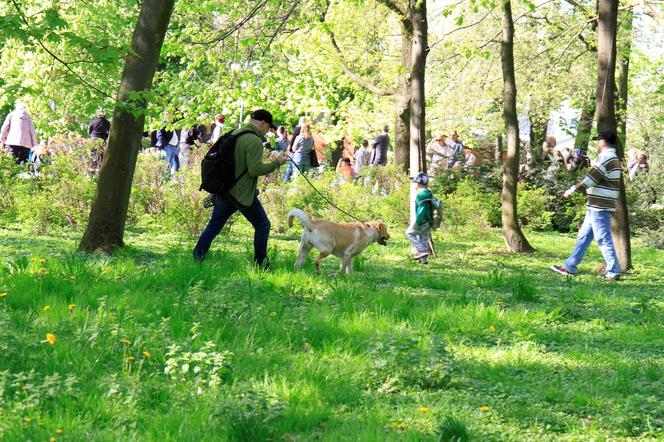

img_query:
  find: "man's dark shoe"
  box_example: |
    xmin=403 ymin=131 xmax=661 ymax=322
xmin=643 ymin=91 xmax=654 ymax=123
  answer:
xmin=550 ymin=265 xmax=575 ymax=276
xmin=603 ymin=274 xmax=621 ymax=282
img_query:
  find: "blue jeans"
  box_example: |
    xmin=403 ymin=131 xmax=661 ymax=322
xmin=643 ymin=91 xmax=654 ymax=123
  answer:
xmin=163 ymin=145 xmax=180 ymax=174
xmin=193 ymin=193 xmax=271 ymax=266
xmin=563 ymin=210 xmax=621 ymax=277
xmin=282 ymin=160 xmax=294 ymax=182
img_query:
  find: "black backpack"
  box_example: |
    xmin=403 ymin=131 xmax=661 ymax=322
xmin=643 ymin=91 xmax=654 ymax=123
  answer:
xmin=200 ymin=128 xmax=253 ymax=194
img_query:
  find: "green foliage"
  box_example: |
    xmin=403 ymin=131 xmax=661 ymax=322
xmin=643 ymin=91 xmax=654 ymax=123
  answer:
xmin=516 ymin=183 xmax=553 ymax=231
xmin=438 ymin=415 xmax=470 ymax=442
xmin=441 ymin=178 xmax=501 ymax=231
xmin=213 ymin=389 xmax=287 ymax=441
xmin=365 ymin=333 xmax=452 ymax=392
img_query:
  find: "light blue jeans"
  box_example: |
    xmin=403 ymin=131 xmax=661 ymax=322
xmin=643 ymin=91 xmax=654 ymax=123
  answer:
xmin=563 ymin=210 xmax=621 ymax=277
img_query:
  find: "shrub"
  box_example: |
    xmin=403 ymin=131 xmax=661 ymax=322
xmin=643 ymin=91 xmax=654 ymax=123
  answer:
xmin=442 ymin=179 xmax=500 ymax=231
xmin=0 ymin=153 xmax=21 ymax=216
xmin=15 ymin=147 xmax=96 ymax=233
xmin=130 ymin=150 xmax=169 ymax=217
xmin=517 ymin=183 xmax=553 ymax=231
xmin=161 ymin=165 xmax=211 ymax=238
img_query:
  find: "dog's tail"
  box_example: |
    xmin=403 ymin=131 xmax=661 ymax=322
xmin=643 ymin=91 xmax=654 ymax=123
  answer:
xmin=288 ymin=208 xmax=314 ymax=230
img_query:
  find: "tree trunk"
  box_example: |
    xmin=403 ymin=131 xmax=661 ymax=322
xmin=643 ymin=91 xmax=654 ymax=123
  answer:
xmin=408 ymin=0 xmax=428 ymax=223
xmin=394 ymin=19 xmax=413 ymax=173
xmin=500 ymin=0 xmax=534 ymax=253
xmin=79 ymin=0 xmax=175 ymax=253
xmin=574 ymin=98 xmax=595 ymax=150
xmin=595 ymin=0 xmax=631 ymax=271
xmin=409 ymin=0 xmax=428 ymax=175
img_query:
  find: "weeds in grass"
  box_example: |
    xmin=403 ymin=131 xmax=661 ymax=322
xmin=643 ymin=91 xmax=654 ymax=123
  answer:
xmin=510 ymin=272 xmax=539 ymax=302
xmin=438 ymin=415 xmax=470 ymax=441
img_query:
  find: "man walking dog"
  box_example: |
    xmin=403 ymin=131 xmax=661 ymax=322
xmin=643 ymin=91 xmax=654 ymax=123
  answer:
xmin=193 ymin=109 xmax=287 ymax=269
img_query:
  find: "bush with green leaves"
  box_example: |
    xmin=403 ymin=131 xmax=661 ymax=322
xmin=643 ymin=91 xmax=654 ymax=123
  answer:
xmin=0 ymin=153 xmax=21 ymax=216
xmin=517 ymin=183 xmax=554 ymax=231
xmin=14 ymin=148 xmax=96 ymax=233
xmin=441 ymin=179 xmax=501 ymax=231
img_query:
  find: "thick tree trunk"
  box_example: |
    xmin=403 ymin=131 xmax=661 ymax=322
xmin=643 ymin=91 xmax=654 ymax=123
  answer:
xmin=574 ymin=98 xmax=595 ymax=150
xmin=394 ymin=19 xmax=413 ymax=173
xmin=595 ymin=0 xmax=631 ymax=271
xmin=500 ymin=0 xmax=534 ymax=253
xmin=79 ymin=0 xmax=175 ymax=253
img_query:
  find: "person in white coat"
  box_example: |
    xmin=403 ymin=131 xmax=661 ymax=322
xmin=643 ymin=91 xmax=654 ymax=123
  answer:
xmin=0 ymin=102 xmax=37 ymax=164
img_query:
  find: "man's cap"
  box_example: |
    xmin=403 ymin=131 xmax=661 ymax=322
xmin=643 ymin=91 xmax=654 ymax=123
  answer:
xmin=413 ymin=172 xmax=429 ymax=185
xmin=573 ymin=148 xmax=583 ymax=155
xmin=592 ymin=130 xmax=616 ymax=144
xmin=250 ymin=109 xmax=277 ymax=130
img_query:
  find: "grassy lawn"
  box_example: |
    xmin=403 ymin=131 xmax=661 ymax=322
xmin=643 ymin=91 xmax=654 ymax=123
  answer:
xmin=0 ymin=221 xmax=663 ymax=441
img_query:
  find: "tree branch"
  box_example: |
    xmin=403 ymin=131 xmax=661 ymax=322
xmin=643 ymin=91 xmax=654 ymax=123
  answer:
xmin=320 ymin=0 xmax=395 ymax=96
xmin=9 ymin=0 xmax=114 ymax=100
xmin=375 ymin=0 xmax=408 ymax=20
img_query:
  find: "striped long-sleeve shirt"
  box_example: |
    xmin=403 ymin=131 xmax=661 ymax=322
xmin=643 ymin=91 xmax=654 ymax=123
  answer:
xmin=568 ymin=147 xmax=621 ymax=212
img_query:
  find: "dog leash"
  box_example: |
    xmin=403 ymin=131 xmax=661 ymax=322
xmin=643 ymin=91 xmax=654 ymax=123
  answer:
xmin=286 ymin=157 xmax=367 ymax=224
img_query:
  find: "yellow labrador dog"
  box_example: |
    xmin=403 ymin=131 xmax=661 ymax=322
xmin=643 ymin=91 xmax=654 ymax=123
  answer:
xmin=288 ymin=208 xmax=390 ymax=275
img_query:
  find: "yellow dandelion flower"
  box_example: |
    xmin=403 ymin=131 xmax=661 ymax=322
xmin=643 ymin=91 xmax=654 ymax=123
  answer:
xmin=143 ymin=351 xmax=151 ymax=357
xmin=69 ymin=275 xmax=76 ymax=281
xmin=30 ymin=257 xmax=39 ymax=263
xmin=38 ymin=267 xmax=49 ymax=274
xmin=44 ymin=333 xmax=57 ymax=345
xmin=126 ymin=356 xmax=135 ymax=362
xmin=0 ymin=292 xmax=7 ymax=298
xmin=43 ymin=305 xmax=51 ymax=312
xmin=488 ymin=325 xmax=496 ymax=333
xmin=68 ymin=304 xmax=75 ymax=313
xmin=269 ymin=311 xmax=277 ymax=318
xmin=56 ymin=428 xmax=63 ymax=435
xmin=121 ymin=338 xmax=131 ymax=345
xmin=480 ymin=405 xmax=490 ymax=412
xmin=418 ymin=406 xmax=429 ymax=413
xmin=50 ymin=437 xmax=56 ymax=442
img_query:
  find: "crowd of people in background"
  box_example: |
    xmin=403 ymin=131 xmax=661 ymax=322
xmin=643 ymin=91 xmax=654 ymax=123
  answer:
xmin=0 ymin=100 xmax=655 ymax=192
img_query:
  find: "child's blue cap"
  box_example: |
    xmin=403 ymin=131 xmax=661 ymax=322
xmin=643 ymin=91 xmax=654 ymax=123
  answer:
xmin=414 ymin=172 xmax=429 ymax=185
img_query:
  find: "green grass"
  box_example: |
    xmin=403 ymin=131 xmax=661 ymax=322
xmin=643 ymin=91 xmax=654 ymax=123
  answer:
xmin=0 ymin=221 xmax=663 ymax=441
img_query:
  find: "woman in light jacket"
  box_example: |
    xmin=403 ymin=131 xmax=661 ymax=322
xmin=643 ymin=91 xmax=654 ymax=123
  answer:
xmin=1 ymin=102 xmax=37 ymax=164
xmin=292 ymin=124 xmax=314 ymax=177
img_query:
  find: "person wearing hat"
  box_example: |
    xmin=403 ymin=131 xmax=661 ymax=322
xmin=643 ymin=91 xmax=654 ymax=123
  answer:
xmin=551 ymin=130 xmax=622 ymax=281
xmin=193 ymin=109 xmax=288 ymax=269
xmin=567 ymin=148 xmax=590 ymax=171
xmin=406 ymin=172 xmax=435 ymax=264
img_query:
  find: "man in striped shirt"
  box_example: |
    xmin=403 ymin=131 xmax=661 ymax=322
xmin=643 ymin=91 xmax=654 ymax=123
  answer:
xmin=551 ymin=130 xmax=622 ymax=281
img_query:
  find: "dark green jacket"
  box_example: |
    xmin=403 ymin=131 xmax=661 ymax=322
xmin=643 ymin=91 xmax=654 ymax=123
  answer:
xmin=230 ymin=124 xmax=279 ymax=207
xmin=415 ymin=188 xmax=434 ymax=226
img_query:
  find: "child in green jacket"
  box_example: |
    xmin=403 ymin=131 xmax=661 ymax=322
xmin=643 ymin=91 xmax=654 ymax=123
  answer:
xmin=406 ymin=173 xmax=435 ymax=264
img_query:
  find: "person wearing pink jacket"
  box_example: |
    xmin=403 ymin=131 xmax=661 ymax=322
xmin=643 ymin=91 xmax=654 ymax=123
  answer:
xmin=1 ymin=102 xmax=37 ymax=164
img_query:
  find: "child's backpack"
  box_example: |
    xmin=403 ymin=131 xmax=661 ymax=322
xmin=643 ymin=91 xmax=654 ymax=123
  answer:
xmin=199 ymin=129 xmax=253 ymax=194
xmin=422 ymin=196 xmax=443 ymax=229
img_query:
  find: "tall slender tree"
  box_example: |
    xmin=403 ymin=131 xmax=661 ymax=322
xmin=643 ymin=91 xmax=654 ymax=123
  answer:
xmin=500 ymin=0 xmax=534 ymax=252
xmin=79 ymin=0 xmax=175 ymax=253
xmin=595 ymin=0 xmax=631 ymax=270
